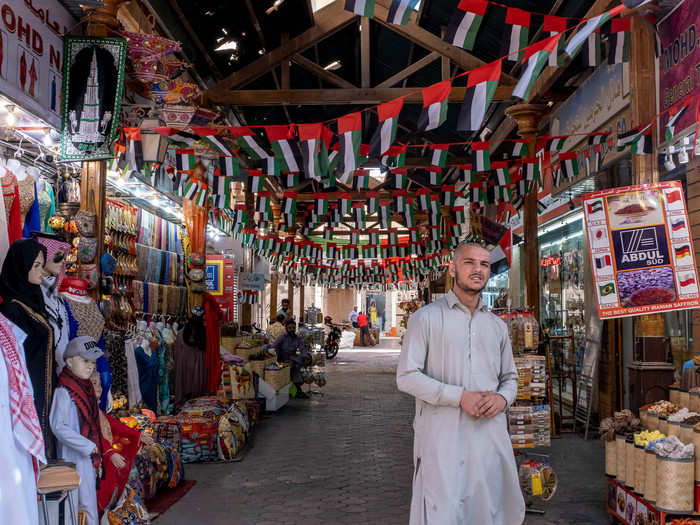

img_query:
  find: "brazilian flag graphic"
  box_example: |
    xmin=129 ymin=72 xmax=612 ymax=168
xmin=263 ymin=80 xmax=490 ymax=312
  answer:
xmin=600 ymin=282 xmax=615 ymax=296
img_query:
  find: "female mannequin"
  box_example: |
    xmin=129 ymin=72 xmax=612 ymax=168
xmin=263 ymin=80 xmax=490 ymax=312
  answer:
xmin=50 ymin=336 xmax=106 ymax=525
xmin=0 ymin=238 xmax=54 ymax=454
xmin=0 ymin=312 xmax=45 ymax=525
xmin=32 ymin=232 xmax=71 ymax=373
xmin=60 ymin=277 xmax=112 ymax=411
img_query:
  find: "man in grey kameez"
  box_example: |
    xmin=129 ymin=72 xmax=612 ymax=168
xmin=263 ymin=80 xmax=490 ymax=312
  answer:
xmin=397 ymin=242 xmax=525 ymax=525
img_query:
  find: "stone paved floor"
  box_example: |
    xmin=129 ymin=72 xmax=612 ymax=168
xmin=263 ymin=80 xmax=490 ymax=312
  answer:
xmin=160 ymin=345 xmax=608 ymax=525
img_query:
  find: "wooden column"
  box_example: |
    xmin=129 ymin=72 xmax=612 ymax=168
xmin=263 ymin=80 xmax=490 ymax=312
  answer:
xmin=299 ymin=284 xmax=305 ymax=321
xmin=505 ymin=104 xmax=546 ymax=324
xmin=287 ymin=282 xmax=295 ymax=318
xmin=269 ymin=202 xmax=280 ymax=323
xmin=241 ymin=190 xmax=255 ymax=328
xmin=360 ymin=17 xmax=370 ymax=88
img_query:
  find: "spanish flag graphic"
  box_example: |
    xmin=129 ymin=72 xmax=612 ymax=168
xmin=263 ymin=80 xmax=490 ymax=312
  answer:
xmin=675 ymin=245 xmax=691 ymax=258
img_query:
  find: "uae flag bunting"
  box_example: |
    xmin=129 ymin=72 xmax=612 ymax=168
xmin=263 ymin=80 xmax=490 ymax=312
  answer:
xmin=195 ymin=184 xmax=208 ymax=207
xmin=560 ymin=152 xmax=580 ymax=180
xmin=387 ymin=0 xmax=419 ymax=25
xmin=390 ymin=168 xmax=408 ymax=189
xmin=445 ymin=0 xmax=488 ymax=51
xmin=370 ymin=98 xmax=404 ymax=157
xmin=338 ymin=193 xmax=353 ymax=216
xmin=176 ymin=148 xmax=195 ymax=173
xmin=248 ymin=170 xmax=265 ymax=193
xmin=428 ymin=194 xmax=441 ymax=216
xmin=417 ymin=80 xmax=451 ymax=132
xmin=212 ymin=174 xmax=232 ymax=196
xmin=353 ymin=202 xmax=366 ymax=229
xmin=665 ymin=104 xmax=688 ymax=142
xmin=337 ymin=111 xmax=363 ymax=181
xmin=350 ymin=229 xmax=361 ymax=245
xmin=552 ymin=168 xmax=562 ymax=187
xmin=608 ymin=17 xmax=631 ymax=64
xmin=617 ymin=125 xmax=652 ymax=154
xmin=492 ymin=161 xmax=510 ymax=185
xmin=379 ymin=200 xmax=392 ymax=228
xmin=430 ymin=144 xmax=450 ymax=167
xmin=212 ymin=193 xmax=230 ymax=210
xmin=265 ymin=157 xmax=281 ymax=177
xmin=381 ymin=144 xmax=407 ymax=169
xmin=582 ymin=30 xmax=602 ymax=67
xmin=522 ymin=158 xmax=542 ymax=188
xmin=460 ymin=164 xmax=476 ymax=184
xmin=388 ymin=228 xmax=399 ymax=245
xmin=182 ymin=177 xmax=199 ymax=200
xmin=441 ymin=184 xmax=456 ymax=206
xmin=367 ymin=190 xmax=380 ymax=214
xmin=453 ymin=205 xmax=466 ymax=224
xmin=216 ymin=155 xmax=239 ymax=177
xmin=298 ymin=123 xmax=324 ymax=182
xmin=282 ymin=191 xmax=297 ymax=219
xmin=265 ymin=125 xmax=301 ymax=173
xmin=426 ymin=166 xmax=443 ymax=186
xmin=324 ymin=227 xmax=333 ymax=241
xmin=512 ymin=140 xmax=529 ymax=157
xmin=513 ymin=33 xmax=562 ymax=101
xmin=124 ymin=128 xmax=145 ymax=172
xmin=353 ymin=169 xmax=370 ymax=190
xmin=280 ymin=172 xmax=301 ymax=189
xmin=393 ymin=190 xmax=407 ymax=212
xmin=544 ymin=137 xmax=566 ymax=152
xmin=229 ymin=127 xmax=271 ymax=161
xmin=369 ymin=229 xmax=380 ymax=245
xmin=471 ymin=141 xmax=491 ymax=171
xmin=543 ymin=15 xmax=567 ymax=67
xmin=457 ymin=59 xmax=501 ymax=132
xmin=109 ymin=143 xmax=126 ymax=172
xmin=451 ymin=222 xmax=463 ymax=239
xmin=503 ymin=8 xmax=531 ymax=63
xmin=404 ymin=202 xmax=416 ymax=228
xmin=256 ymin=191 xmax=271 ymax=214
xmin=345 ymin=0 xmax=374 ymax=18
xmin=417 ymin=188 xmax=431 ymax=210
xmin=565 ymin=7 xmax=622 ymax=59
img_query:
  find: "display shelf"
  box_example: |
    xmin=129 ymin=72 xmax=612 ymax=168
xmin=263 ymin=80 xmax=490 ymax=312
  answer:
xmin=606 ymin=477 xmax=699 ymax=525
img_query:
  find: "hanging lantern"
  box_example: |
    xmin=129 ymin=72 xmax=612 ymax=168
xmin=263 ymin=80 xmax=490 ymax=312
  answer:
xmin=140 ymin=116 xmax=169 ymax=164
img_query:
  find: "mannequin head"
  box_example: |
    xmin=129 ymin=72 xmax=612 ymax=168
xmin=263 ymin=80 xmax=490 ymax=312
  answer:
xmin=65 ymin=355 xmax=96 ymax=379
xmin=28 ymin=252 xmax=46 ymax=285
xmin=90 ymin=371 xmax=102 ymax=398
xmin=0 ymin=238 xmax=48 ymax=311
xmin=63 ymin=336 xmax=103 ymax=379
xmin=32 ymin=233 xmax=71 ymax=279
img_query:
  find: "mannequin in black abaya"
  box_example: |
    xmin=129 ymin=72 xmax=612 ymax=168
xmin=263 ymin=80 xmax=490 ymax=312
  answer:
xmin=0 ymin=238 xmax=55 ymax=457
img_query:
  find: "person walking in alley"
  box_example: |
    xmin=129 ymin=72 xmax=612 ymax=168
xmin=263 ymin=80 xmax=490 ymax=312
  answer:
xmin=348 ymin=305 xmax=359 ymax=328
xmin=357 ymin=310 xmax=372 ymax=346
xmin=396 ymin=242 xmax=524 ymax=525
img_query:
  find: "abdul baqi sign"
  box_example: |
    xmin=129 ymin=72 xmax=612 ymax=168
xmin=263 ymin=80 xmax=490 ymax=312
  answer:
xmin=583 ymin=181 xmax=700 ymax=319
xmin=59 ymin=36 xmax=127 ymax=162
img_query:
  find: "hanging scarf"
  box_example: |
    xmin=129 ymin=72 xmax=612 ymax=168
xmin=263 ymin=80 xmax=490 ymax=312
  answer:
xmin=0 ymin=313 xmax=45 ymax=462
xmin=57 ymin=366 xmax=103 ymax=486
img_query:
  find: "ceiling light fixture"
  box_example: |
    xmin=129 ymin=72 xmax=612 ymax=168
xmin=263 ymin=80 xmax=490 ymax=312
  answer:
xmin=215 ymin=40 xmax=238 ymax=52
xmin=43 ymin=129 xmax=52 ymax=147
xmin=266 ymin=0 xmax=285 ymax=14
xmin=258 ymin=48 xmax=265 ymax=55
xmin=323 ymin=60 xmax=342 ymax=71
xmin=5 ymin=105 xmax=16 ymax=127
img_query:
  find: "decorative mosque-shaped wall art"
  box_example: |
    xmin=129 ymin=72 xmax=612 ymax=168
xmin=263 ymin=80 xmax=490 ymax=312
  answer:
xmin=60 ymin=36 xmax=127 ymax=162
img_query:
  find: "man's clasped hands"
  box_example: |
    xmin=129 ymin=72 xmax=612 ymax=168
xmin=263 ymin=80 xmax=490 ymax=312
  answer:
xmin=460 ymin=390 xmax=507 ymax=419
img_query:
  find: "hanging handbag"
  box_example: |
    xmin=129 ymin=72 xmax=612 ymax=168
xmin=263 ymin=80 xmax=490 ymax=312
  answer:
xmin=80 ymin=263 xmax=98 ymax=289
xmin=188 ymin=268 xmax=204 ymax=282
xmin=74 ymin=210 xmax=97 ymax=237
xmin=78 ymin=237 xmax=98 ymax=263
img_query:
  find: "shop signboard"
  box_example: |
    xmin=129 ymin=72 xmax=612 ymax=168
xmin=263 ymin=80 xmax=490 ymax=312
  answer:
xmin=240 ymin=272 xmax=265 ymax=291
xmin=0 ymin=0 xmax=75 ymax=129
xmin=657 ymin=0 xmax=700 ymax=141
xmin=583 ymin=181 xmax=700 ymax=319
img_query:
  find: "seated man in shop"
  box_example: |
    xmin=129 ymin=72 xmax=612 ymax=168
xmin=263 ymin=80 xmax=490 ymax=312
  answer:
xmin=271 ymin=319 xmax=311 ymax=399
xmin=267 ymin=313 xmax=287 ymax=342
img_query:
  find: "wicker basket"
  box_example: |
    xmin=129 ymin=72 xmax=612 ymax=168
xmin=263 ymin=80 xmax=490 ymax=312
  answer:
xmin=264 ymin=366 xmax=291 ymax=391
xmin=605 ymin=440 xmax=616 ymax=477
xmin=221 ymin=336 xmax=246 ymax=353
xmin=245 ymin=360 xmax=266 ymax=377
xmin=616 ymin=435 xmax=627 ymax=485
xmin=681 ymin=424 xmax=694 ymax=444
xmin=655 ymin=455 xmax=694 ymax=513
xmin=680 ymin=390 xmax=690 ymax=409
xmin=691 ymin=392 xmax=700 ymax=413
xmin=647 ymin=412 xmax=659 ymax=431
xmin=670 ymin=387 xmax=680 ymax=405
xmin=694 ymin=428 xmax=700 ymax=482
xmin=644 ymin=449 xmax=656 ymax=502
xmin=640 ymin=409 xmax=649 ymax=429
xmin=234 ymin=345 xmax=265 ymax=361
xmin=634 ymin=445 xmax=645 ymax=494
xmin=667 ymin=420 xmax=681 ymax=437
xmin=659 ymin=417 xmax=669 ymax=435
xmin=626 ymin=440 xmax=636 ymax=489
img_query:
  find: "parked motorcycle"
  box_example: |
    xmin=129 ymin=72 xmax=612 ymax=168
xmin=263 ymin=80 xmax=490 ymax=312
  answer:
xmin=322 ymin=316 xmax=343 ymax=359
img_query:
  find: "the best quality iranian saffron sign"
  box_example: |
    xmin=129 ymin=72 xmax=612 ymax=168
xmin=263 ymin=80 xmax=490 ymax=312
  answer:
xmin=583 ymin=181 xmax=700 ymax=319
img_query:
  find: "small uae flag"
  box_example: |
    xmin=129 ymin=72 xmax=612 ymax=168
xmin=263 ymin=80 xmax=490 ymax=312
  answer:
xmin=379 ymin=200 xmax=392 ymax=228
xmin=617 ymin=125 xmax=652 ymax=154
xmin=181 ymin=177 xmax=199 ymax=200
xmin=544 ymin=137 xmax=566 ymax=152
xmin=216 ymin=155 xmax=239 ymax=177
xmin=265 ymin=125 xmax=301 ymax=173
xmin=248 ymin=170 xmax=265 ymax=193
xmin=345 ymin=0 xmax=374 ymax=18
xmin=390 ymin=168 xmax=408 ymax=189
xmin=369 ymin=229 xmax=380 ymax=245
xmin=565 ymin=8 xmax=619 ymax=59
xmin=212 ymin=174 xmax=232 ymax=196
xmin=427 ymin=166 xmax=443 ymax=186
xmin=328 ymin=205 xmax=341 ymax=226
xmin=282 ymin=191 xmax=297 ymax=222
xmin=522 ymin=158 xmax=541 ymax=188
xmin=582 ymin=30 xmax=602 ymax=67
xmin=417 ymin=80 xmax=451 ymax=131
xmin=353 ymin=202 xmax=366 ymax=229
xmin=460 ymin=164 xmax=476 ymax=184
xmin=608 ymin=17 xmax=631 ymax=64
xmin=493 ymin=161 xmax=510 ymax=185
xmin=337 ymin=111 xmax=363 ymax=182
xmin=124 ymin=128 xmax=145 ymax=172
xmin=512 ymin=140 xmax=529 ymax=157
xmin=513 ymin=33 xmax=562 ymax=101
xmin=559 ymin=152 xmax=580 ymax=180
xmin=367 ymin=190 xmax=380 ymax=214
xmin=393 ymin=189 xmax=407 ymax=212
xmin=587 ymin=200 xmax=604 ymax=214
xmin=350 ymin=229 xmax=361 ymax=245
xmin=428 ymin=194 xmax=442 ymax=216
xmin=176 ymin=148 xmax=195 ymax=173
xmin=280 ymin=172 xmax=301 ymax=190
xmin=324 ymin=226 xmax=333 ymax=241
xmin=457 ymin=59 xmax=501 ymax=132
xmin=265 ymin=157 xmax=281 ymax=176
xmin=338 ymin=193 xmax=353 ymax=216
xmin=387 ymin=228 xmax=399 ymax=245
xmin=543 ymin=15 xmax=567 ymax=66
xmin=229 ymin=126 xmax=272 ymax=161
xmin=453 ymin=205 xmax=466 ymax=224
xmin=502 ymin=8 xmax=531 ymax=63
xmin=665 ymin=104 xmax=688 ymax=142
xmin=326 ymin=243 xmax=338 ymax=260
xmin=595 ymin=254 xmax=612 ymax=269
xmin=195 ymin=184 xmax=208 ymax=207
xmin=417 ymin=188 xmax=431 ymax=210
xmin=471 ymin=141 xmax=491 ymax=171
xmin=404 ymin=201 xmax=416 ymax=228
xmin=445 ymin=0 xmax=488 ymax=51
xmin=370 ymin=98 xmax=404 ymax=157
xmin=381 ymin=144 xmax=407 ymax=169
xmin=387 ymin=0 xmax=419 ymax=25
xmin=353 ymin=169 xmax=370 ymax=190
xmin=298 ymin=123 xmax=325 ymax=181
xmin=256 ymin=191 xmax=271 ymax=214
xmin=212 ymin=193 xmax=230 ymax=210
xmin=430 ymin=144 xmax=450 ymax=167
xmin=441 ymin=184 xmax=456 ymax=206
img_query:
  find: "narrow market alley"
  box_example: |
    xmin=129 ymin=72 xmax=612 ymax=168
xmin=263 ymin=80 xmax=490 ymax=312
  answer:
xmin=161 ymin=347 xmax=609 ymax=525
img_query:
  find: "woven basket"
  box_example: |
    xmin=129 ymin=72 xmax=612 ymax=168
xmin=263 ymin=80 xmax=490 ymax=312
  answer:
xmin=670 ymin=387 xmax=680 ymax=405
xmin=694 ymin=429 xmax=700 ymax=482
xmin=667 ymin=420 xmax=681 ymax=437
xmin=616 ymin=435 xmax=627 ymax=485
xmin=647 ymin=412 xmax=659 ymax=431
xmin=634 ymin=445 xmax=645 ymax=495
xmin=659 ymin=417 xmax=669 ymax=435
xmin=640 ymin=409 xmax=649 ymax=429
xmin=234 ymin=345 xmax=264 ymax=361
xmin=655 ymin=455 xmax=694 ymax=513
xmin=605 ymin=439 xmax=616 ymax=477
xmin=681 ymin=424 xmax=693 ymax=444
xmin=644 ymin=449 xmax=656 ymax=502
xmin=245 ymin=360 xmax=266 ymax=377
xmin=221 ymin=336 xmax=245 ymax=353
xmin=680 ymin=390 xmax=690 ymax=409
xmin=626 ymin=440 xmax=636 ymax=489
xmin=264 ymin=366 xmax=291 ymax=391
xmin=691 ymin=392 xmax=700 ymax=413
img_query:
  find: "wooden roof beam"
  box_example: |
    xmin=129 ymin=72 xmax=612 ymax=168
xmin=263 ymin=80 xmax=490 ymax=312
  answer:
xmin=291 ymin=54 xmax=357 ymax=89
xmin=376 ymin=51 xmax=440 ymax=88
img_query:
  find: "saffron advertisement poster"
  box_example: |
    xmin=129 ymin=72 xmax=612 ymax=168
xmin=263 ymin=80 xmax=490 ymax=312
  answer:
xmin=583 ymin=181 xmax=700 ymax=319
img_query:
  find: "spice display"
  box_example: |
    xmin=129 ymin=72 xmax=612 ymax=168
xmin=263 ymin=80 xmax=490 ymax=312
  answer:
xmin=500 ymin=311 xmax=539 ymax=353
xmin=514 ymin=356 xmax=547 ymax=401
xmin=667 ymin=408 xmax=698 ymax=423
xmin=617 ymin=267 xmax=676 ymax=307
xmin=681 ymin=415 xmax=700 ymax=426
xmin=508 ymin=405 xmax=550 ymax=448
xmin=599 ymin=410 xmax=641 ymax=441
xmin=646 ymin=401 xmax=681 ymax=418
xmin=633 ymin=430 xmax=665 ymax=448
xmin=652 ymin=435 xmax=694 ymax=458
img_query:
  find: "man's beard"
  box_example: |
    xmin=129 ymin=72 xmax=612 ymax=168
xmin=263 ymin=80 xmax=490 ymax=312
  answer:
xmin=454 ymin=272 xmax=487 ymax=294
